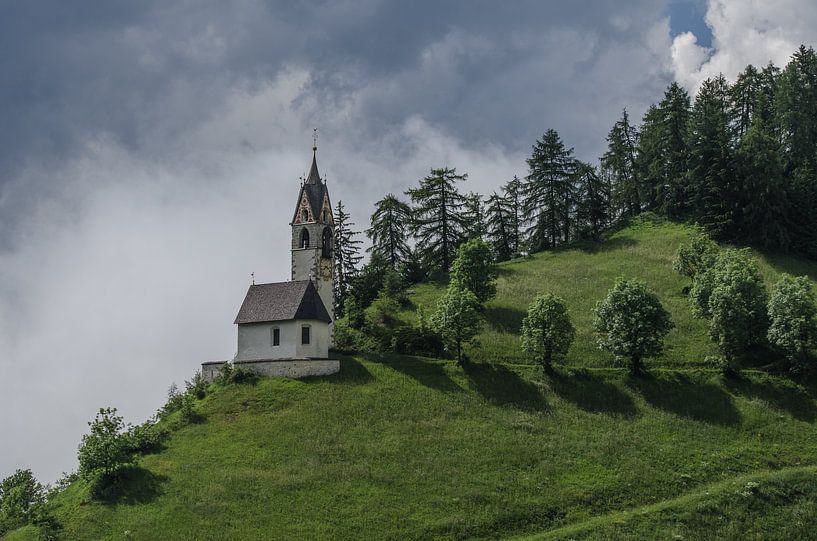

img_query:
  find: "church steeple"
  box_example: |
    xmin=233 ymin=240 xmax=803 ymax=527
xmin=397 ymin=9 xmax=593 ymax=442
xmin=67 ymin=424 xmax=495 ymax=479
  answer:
xmin=291 ymin=139 xmax=335 ymax=329
xmin=305 ymin=145 xmax=321 ymax=185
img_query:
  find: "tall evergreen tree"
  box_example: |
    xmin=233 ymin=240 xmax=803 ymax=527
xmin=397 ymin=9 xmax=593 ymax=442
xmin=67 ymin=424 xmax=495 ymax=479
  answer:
xmin=735 ymin=116 xmax=790 ymax=249
xmin=573 ymin=161 xmax=610 ymax=240
xmin=367 ymin=194 xmax=412 ymax=270
xmin=501 ymin=175 xmax=523 ymax=254
xmin=463 ymin=192 xmax=486 ymax=240
xmin=522 ymin=129 xmax=576 ymax=251
xmin=406 ymin=167 xmax=468 ymax=271
xmin=657 ymin=83 xmax=691 ymax=217
xmin=485 ymin=192 xmax=513 ymax=261
xmin=602 ymin=109 xmax=641 ymax=218
xmin=687 ymin=74 xmax=738 ymax=239
xmin=776 ymin=46 xmax=817 ymax=257
xmin=333 ymin=200 xmax=363 ymax=312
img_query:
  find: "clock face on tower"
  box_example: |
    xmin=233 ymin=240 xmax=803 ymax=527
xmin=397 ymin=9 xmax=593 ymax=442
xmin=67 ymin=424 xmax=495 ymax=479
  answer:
xmin=319 ymin=259 xmax=333 ymax=280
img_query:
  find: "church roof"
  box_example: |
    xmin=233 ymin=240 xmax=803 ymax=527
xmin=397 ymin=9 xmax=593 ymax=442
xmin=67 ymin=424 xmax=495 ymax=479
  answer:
xmin=234 ymin=280 xmax=332 ymax=325
xmin=292 ymin=147 xmax=331 ymax=224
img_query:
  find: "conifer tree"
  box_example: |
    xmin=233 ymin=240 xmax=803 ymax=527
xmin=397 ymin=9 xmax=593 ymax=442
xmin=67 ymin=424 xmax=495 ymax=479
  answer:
xmin=463 ymin=192 xmax=485 ymax=240
xmin=522 ymin=129 xmax=576 ymax=251
xmin=367 ymin=194 xmax=412 ymax=270
xmin=333 ymin=200 xmax=363 ymax=312
xmin=485 ymin=191 xmax=513 ymax=261
xmin=573 ymin=162 xmax=609 ymax=240
xmin=735 ymin=117 xmax=790 ymax=249
xmin=406 ymin=167 xmax=468 ymax=272
xmin=501 ymin=175 xmax=523 ymax=254
xmin=601 ymin=109 xmax=641 ymax=218
xmin=656 ymin=83 xmax=692 ymax=216
xmin=776 ymin=46 xmax=817 ymax=257
xmin=687 ymin=74 xmax=737 ymax=239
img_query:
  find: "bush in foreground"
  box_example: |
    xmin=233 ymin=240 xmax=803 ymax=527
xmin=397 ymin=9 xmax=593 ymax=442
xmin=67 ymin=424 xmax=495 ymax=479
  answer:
xmin=430 ymin=285 xmax=482 ymax=365
xmin=520 ymin=293 xmax=575 ymax=371
xmin=768 ymin=274 xmax=817 ymax=368
xmin=77 ymin=408 xmax=136 ymax=499
xmin=593 ymin=279 xmax=673 ymax=375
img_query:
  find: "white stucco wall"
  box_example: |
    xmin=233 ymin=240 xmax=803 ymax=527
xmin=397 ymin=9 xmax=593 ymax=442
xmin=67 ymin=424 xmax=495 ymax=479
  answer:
xmin=235 ymin=319 xmax=329 ymax=361
xmin=200 ymin=359 xmax=340 ymax=381
xmin=292 ymin=248 xmax=316 ymax=282
xmin=294 ymin=319 xmax=330 ymax=359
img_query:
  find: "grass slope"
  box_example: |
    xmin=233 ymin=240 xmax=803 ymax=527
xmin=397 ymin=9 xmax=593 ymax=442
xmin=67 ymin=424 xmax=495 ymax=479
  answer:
xmin=402 ymin=216 xmax=817 ymax=367
xmin=11 ymin=218 xmax=817 ymax=540
xmin=28 ymin=358 xmax=817 ymax=540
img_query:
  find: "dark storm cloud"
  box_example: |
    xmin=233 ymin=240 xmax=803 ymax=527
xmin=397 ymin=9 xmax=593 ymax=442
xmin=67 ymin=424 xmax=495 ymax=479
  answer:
xmin=0 ymin=1 xmax=684 ymax=482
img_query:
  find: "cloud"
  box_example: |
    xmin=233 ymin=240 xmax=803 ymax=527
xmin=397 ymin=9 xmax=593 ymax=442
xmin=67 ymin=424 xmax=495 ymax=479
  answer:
xmin=671 ymin=0 xmax=817 ymax=92
xmin=0 ymin=1 xmax=681 ymax=482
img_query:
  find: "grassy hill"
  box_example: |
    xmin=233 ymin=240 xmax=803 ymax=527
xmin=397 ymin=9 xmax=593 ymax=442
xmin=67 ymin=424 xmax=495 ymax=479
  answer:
xmin=400 ymin=215 xmax=817 ymax=368
xmin=9 ymin=218 xmax=817 ymax=540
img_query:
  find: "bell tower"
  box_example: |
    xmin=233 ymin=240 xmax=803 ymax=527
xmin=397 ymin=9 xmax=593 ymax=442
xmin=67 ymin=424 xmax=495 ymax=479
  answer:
xmin=291 ymin=142 xmax=335 ymax=325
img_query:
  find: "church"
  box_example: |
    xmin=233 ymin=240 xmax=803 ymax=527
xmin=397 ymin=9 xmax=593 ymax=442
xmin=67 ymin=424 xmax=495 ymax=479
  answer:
xmin=202 ymin=143 xmax=340 ymax=381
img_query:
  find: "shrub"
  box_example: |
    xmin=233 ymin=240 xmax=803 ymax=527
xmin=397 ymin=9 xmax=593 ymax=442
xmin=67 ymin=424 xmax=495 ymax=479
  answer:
xmin=593 ymin=279 xmax=673 ymax=375
xmin=768 ymin=274 xmax=817 ymax=366
xmin=694 ymin=249 xmax=769 ymax=361
xmin=216 ymin=364 xmax=259 ymax=386
xmin=450 ymin=238 xmax=497 ymax=303
xmin=430 ymin=285 xmax=482 ymax=364
xmin=0 ymin=469 xmax=50 ymax=536
xmin=520 ymin=293 xmax=575 ymax=370
xmin=77 ymin=408 xmax=135 ymax=498
xmin=673 ymin=231 xmax=719 ymax=278
xmin=185 ymin=370 xmax=207 ymax=400
xmin=124 ymin=421 xmax=167 ymax=454
xmin=159 ymin=383 xmax=186 ymax=419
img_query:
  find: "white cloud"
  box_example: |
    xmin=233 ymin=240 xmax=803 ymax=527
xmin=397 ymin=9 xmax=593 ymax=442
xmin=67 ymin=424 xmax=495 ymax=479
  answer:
xmin=671 ymin=0 xmax=817 ymax=92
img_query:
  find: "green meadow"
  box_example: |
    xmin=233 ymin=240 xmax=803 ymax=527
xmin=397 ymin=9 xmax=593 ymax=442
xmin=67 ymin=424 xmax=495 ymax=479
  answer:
xmin=9 ymin=218 xmax=817 ymax=540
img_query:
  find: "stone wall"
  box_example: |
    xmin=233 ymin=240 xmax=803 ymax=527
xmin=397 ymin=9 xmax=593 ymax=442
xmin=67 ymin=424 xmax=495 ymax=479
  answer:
xmin=201 ymin=359 xmax=340 ymax=382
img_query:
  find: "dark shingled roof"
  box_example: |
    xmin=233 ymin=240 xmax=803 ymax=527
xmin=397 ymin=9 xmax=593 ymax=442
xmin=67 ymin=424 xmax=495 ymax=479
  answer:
xmin=234 ymin=280 xmax=332 ymax=324
xmin=292 ymin=148 xmax=331 ymax=223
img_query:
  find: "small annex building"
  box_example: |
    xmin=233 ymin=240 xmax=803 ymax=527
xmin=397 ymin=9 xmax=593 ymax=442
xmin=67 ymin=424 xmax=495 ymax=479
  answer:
xmin=233 ymin=280 xmax=331 ymax=362
xmin=202 ymin=143 xmax=340 ymax=381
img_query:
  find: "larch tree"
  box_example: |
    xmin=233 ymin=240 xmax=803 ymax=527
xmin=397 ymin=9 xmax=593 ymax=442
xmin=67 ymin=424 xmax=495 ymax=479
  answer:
xmin=602 ymin=109 xmax=641 ymax=219
xmin=485 ymin=191 xmax=513 ymax=261
xmin=406 ymin=167 xmax=468 ymax=272
xmin=333 ymin=200 xmax=363 ymax=313
xmin=463 ymin=192 xmax=486 ymax=241
xmin=522 ymin=129 xmax=576 ymax=251
xmin=573 ymin=161 xmax=610 ymax=240
xmin=502 ymin=175 xmax=523 ymax=254
xmin=687 ymin=74 xmax=737 ymax=240
xmin=367 ymin=194 xmax=412 ymax=270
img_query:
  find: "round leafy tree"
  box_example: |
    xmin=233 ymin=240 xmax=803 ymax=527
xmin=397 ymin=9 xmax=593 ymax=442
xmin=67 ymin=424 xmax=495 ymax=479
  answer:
xmin=520 ymin=293 xmax=575 ymax=370
xmin=768 ymin=274 xmax=817 ymax=365
xmin=692 ymin=249 xmax=768 ymax=361
xmin=78 ymin=407 xmax=135 ymax=497
xmin=673 ymin=230 xmax=718 ymax=278
xmin=450 ymin=238 xmax=497 ymax=303
xmin=593 ymin=279 xmax=673 ymax=375
xmin=430 ymin=285 xmax=482 ymax=365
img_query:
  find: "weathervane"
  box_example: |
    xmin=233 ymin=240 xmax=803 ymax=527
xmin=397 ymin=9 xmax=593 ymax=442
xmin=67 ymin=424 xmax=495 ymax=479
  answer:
xmin=251 ymin=272 xmax=255 ymax=285
xmin=312 ymin=127 xmax=318 ymax=151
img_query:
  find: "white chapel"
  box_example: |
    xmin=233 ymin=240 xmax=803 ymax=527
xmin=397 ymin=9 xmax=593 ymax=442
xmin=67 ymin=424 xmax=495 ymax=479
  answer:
xmin=202 ymin=144 xmax=340 ymax=380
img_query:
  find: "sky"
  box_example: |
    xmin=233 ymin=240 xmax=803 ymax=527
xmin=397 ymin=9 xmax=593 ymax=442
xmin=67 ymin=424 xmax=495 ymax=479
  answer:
xmin=1 ymin=0 xmax=816 ymax=483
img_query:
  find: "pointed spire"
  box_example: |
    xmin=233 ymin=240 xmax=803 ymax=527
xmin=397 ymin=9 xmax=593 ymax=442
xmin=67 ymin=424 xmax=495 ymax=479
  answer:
xmin=305 ymin=144 xmax=321 ymax=184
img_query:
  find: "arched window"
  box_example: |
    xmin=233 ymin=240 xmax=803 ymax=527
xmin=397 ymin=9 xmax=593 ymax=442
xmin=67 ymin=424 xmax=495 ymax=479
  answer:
xmin=300 ymin=228 xmax=310 ymax=248
xmin=301 ymin=208 xmax=309 ymax=222
xmin=321 ymin=227 xmax=333 ymax=258
xmin=322 ymin=209 xmax=329 ymax=222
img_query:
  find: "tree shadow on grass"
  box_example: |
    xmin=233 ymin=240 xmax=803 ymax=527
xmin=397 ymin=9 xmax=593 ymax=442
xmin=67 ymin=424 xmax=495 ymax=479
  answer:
xmin=100 ymin=467 xmax=168 ymax=506
xmin=548 ymin=369 xmax=638 ymax=418
xmin=724 ymin=376 xmax=817 ymax=422
xmin=463 ymin=362 xmax=547 ymax=411
xmin=484 ymin=306 xmax=526 ymax=334
xmin=626 ymin=372 xmax=741 ymax=426
xmin=365 ymin=353 xmax=463 ymax=393
xmin=316 ymin=356 xmax=374 ymax=385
